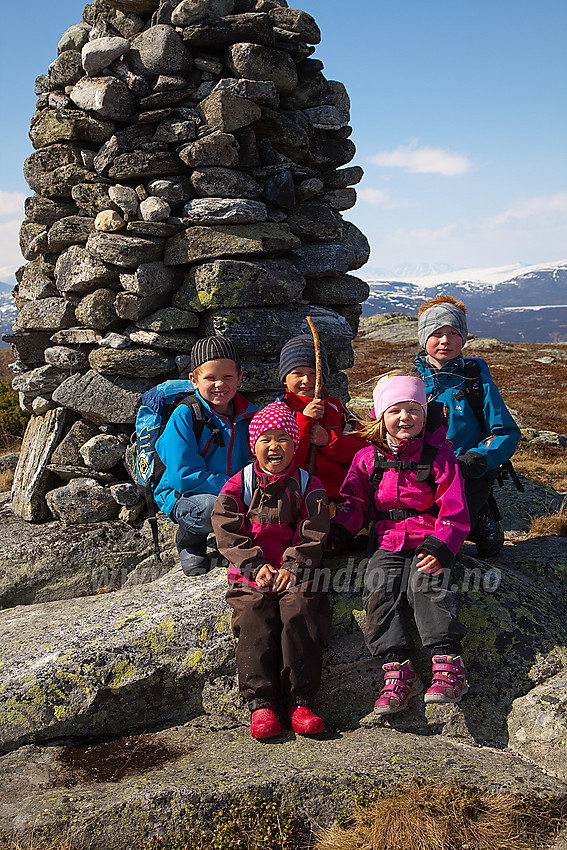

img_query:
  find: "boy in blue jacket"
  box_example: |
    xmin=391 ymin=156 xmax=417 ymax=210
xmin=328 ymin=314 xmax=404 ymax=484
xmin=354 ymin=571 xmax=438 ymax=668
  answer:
xmin=414 ymin=295 xmax=520 ymax=557
xmin=154 ymin=335 xmax=257 ymax=575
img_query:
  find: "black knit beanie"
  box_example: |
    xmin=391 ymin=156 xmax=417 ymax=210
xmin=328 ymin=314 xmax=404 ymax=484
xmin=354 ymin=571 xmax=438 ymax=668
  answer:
xmin=190 ymin=335 xmax=240 ymax=372
xmin=279 ymin=334 xmax=329 ymax=383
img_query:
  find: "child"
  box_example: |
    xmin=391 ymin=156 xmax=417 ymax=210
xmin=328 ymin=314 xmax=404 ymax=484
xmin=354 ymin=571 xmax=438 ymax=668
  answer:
xmin=211 ymin=401 xmax=331 ymax=739
xmin=414 ymin=295 xmax=521 ymax=556
xmin=279 ymin=334 xmax=368 ymax=502
xmin=328 ymin=374 xmax=470 ymax=716
xmin=154 ymin=335 xmax=257 ymax=576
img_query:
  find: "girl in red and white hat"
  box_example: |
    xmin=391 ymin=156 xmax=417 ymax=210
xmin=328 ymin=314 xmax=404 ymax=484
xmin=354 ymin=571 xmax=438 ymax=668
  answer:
xmin=211 ymin=401 xmax=330 ymax=740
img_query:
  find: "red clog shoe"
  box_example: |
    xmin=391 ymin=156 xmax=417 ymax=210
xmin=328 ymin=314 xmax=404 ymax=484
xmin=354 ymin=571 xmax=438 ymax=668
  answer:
xmin=250 ymin=706 xmax=281 ymax=739
xmin=288 ymin=705 xmax=325 ymax=735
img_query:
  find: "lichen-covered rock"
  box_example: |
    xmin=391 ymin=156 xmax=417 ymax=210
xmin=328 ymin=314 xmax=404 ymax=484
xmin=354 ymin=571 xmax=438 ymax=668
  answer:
xmin=11 ymin=408 xmax=67 ymax=522
xmin=15 ymin=298 xmax=76 ymax=332
xmin=507 ymin=671 xmax=567 ymax=782
xmin=128 ymin=25 xmax=193 ymax=78
xmin=79 ymin=434 xmax=126 ymax=471
xmin=225 ymin=42 xmax=298 ymax=93
xmin=173 ymin=257 xmax=304 ymax=311
xmin=164 ymin=222 xmax=300 ymax=264
xmin=46 ymin=477 xmax=120 ymax=523
xmin=86 ymin=231 xmax=164 ymax=267
xmin=52 ymin=371 xmax=152 ymax=424
xmin=88 ymin=346 xmax=175 ymax=377
xmin=181 ymin=197 xmax=268 ymax=224
xmin=75 ymin=289 xmax=118 ymax=330
xmin=29 ymin=109 xmax=116 ymax=149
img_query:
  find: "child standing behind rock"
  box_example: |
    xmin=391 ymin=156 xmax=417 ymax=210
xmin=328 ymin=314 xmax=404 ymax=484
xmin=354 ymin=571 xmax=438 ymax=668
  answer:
xmin=414 ymin=295 xmax=520 ymax=556
xmin=211 ymin=401 xmax=330 ymax=739
xmin=279 ymin=334 xmax=368 ymax=503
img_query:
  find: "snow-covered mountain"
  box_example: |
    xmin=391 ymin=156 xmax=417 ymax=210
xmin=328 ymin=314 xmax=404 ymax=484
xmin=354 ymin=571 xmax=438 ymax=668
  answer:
xmin=362 ymin=261 xmax=567 ymax=342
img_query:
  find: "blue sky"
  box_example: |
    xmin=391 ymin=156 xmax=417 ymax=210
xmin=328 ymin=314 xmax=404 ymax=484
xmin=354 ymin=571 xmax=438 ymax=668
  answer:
xmin=0 ymin=0 xmax=565 ymax=280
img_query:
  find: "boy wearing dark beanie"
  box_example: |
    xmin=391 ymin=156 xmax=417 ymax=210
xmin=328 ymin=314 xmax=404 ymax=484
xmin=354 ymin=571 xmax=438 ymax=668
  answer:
xmin=154 ymin=335 xmax=257 ymax=575
xmin=414 ymin=295 xmax=520 ymax=556
xmin=279 ymin=334 xmax=367 ymax=502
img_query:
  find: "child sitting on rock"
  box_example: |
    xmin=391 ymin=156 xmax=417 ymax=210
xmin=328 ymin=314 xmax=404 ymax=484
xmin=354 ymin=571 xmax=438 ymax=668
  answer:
xmin=327 ymin=374 xmax=470 ymax=716
xmin=414 ymin=295 xmax=521 ymax=557
xmin=211 ymin=401 xmax=330 ymax=739
xmin=154 ymin=335 xmax=257 ymax=576
xmin=279 ymin=333 xmax=368 ymax=503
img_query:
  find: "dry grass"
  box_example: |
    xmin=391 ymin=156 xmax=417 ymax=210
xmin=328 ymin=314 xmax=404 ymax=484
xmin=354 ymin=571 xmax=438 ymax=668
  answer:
xmin=512 ymin=445 xmax=567 ymax=493
xmin=0 ymin=469 xmax=14 ymax=492
xmin=528 ymin=498 xmax=567 ymax=538
xmin=316 ymin=783 xmax=567 ymax=850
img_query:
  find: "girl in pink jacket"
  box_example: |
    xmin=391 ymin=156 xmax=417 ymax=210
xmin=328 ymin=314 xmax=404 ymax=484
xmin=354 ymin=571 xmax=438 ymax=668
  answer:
xmin=328 ymin=373 xmax=470 ymax=716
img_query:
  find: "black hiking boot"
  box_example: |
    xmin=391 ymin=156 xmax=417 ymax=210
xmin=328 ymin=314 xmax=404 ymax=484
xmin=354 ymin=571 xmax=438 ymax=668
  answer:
xmin=470 ymin=511 xmax=504 ymax=558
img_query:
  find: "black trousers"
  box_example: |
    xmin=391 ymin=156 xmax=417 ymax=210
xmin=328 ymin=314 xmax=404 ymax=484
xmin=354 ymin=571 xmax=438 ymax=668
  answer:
xmin=465 ymin=474 xmax=495 ymax=534
xmin=226 ymin=581 xmax=331 ymax=709
xmin=363 ymin=549 xmax=466 ymax=659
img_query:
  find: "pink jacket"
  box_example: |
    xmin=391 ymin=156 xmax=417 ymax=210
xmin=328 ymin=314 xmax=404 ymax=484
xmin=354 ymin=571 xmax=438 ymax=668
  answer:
xmin=211 ymin=460 xmax=330 ymax=591
xmin=334 ymin=430 xmax=470 ymax=569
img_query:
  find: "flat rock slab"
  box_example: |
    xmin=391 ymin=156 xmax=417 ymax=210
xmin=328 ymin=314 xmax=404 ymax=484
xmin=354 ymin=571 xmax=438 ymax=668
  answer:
xmin=0 ymin=723 xmax=565 ymax=849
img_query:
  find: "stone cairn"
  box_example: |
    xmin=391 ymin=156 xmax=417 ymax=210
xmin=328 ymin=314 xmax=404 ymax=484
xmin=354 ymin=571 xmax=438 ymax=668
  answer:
xmin=8 ymin=0 xmax=370 ymax=525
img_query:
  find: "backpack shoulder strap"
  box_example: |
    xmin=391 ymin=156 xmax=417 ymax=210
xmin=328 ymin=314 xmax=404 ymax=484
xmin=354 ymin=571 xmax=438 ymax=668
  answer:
xmin=241 ymin=462 xmax=256 ymax=507
xmin=462 ymin=358 xmax=487 ymax=438
xmin=298 ymin=467 xmax=310 ymax=496
xmin=178 ymin=393 xmax=225 ymax=447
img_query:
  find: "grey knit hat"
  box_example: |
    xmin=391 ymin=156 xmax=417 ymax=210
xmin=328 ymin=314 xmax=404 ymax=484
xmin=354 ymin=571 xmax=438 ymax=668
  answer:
xmin=279 ymin=334 xmax=329 ymax=383
xmin=417 ymin=302 xmax=468 ymax=349
xmin=190 ymin=335 xmax=240 ymax=372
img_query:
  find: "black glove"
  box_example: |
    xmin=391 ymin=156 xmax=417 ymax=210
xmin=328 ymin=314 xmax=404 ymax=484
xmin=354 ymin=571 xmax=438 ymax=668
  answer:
xmin=324 ymin=523 xmax=355 ymax=555
xmin=458 ymin=451 xmax=488 ymax=481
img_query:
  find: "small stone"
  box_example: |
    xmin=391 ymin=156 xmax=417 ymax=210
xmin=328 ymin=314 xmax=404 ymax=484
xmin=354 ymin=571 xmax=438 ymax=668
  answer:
xmin=43 ymin=346 xmax=90 ymax=371
xmin=178 ymin=131 xmax=240 ymax=169
xmin=31 ymin=396 xmax=55 ymax=415
xmin=110 ymin=481 xmax=140 ymax=506
xmin=80 ymin=434 xmax=126 ymax=470
xmin=99 ymin=333 xmax=132 ymax=349
xmin=82 ymin=37 xmax=131 ymax=76
xmin=94 ymin=210 xmax=125 ymax=231
xmin=75 ymin=289 xmax=118 ymax=329
xmin=58 ymin=23 xmax=92 ymax=55
xmin=139 ymin=196 xmax=171 ymax=221
xmin=109 ymin=184 xmax=140 ymax=216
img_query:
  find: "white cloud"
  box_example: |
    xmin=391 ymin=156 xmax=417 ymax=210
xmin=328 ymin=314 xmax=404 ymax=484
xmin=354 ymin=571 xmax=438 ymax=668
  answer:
xmin=358 ymin=188 xmax=391 ymax=206
xmin=0 ymin=191 xmax=25 ymax=218
xmin=488 ymin=192 xmax=567 ymax=227
xmin=369 ymin=141 xmax=472 ymax=176
xmin=390 ymin=223 xmax=458 ymax=244
xmin=0 ymin=219 xmax=23 ymax=280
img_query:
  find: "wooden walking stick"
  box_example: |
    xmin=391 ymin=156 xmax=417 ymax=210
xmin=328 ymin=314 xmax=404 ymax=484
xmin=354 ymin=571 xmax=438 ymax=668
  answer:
xmin=306 ymin=316 xmax=323 ymax=475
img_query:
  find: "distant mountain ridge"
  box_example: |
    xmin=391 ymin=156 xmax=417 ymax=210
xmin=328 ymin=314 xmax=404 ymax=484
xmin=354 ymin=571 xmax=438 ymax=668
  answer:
xmin=363 ymin=260 xmax=567 ymax=342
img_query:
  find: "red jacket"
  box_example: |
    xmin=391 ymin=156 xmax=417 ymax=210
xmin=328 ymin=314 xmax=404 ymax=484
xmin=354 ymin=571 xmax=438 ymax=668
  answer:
xmin=283 ymin=389 xmax=368 ymax=500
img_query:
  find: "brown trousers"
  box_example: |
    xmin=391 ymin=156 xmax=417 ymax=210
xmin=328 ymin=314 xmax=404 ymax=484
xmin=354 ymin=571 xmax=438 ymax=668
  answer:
xmin=226 ymin=580 xmax=331 ymax=711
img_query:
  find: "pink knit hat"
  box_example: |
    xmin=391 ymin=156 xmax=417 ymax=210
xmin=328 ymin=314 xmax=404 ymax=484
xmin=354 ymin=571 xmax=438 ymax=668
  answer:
xmin=373 ymin=375 xmax=428 ymax=420
xmin=249 ymin=401 xmax=299 ymax=451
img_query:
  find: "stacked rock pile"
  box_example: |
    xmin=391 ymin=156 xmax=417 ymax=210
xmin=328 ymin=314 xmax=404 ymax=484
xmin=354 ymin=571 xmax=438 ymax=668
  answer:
xmin=8 ymin=0 xmax=370 ymax=523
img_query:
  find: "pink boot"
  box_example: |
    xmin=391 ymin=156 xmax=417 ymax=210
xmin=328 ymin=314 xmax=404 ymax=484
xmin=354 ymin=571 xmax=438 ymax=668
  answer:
xmin=424 ymin=655 xmax=469 ymax=704
xmin=374 ymin=659 xmax=423 ymax=715
xmin=250 ymin=706 xmax=281 ymax=739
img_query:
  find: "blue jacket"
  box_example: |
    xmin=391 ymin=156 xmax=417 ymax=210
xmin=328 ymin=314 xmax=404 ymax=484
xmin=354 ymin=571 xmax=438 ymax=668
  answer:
xmin=414 ymin=352 xmax=520 ymax=476
xmin=154 ymin=390 xmax=258 ymax=519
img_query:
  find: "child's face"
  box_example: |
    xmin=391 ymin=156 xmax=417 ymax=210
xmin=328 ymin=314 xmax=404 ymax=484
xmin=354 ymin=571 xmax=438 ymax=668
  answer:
xmin=254 ymin=428 xmax=295 ymax=474
xmin=425 ymin=325 xmax=463 ymax=368
xmin=383 ymin=402 xmax=425 ymax=444
xmin=189 ymin=358 xmax=242 ymax=415
xmin=285 ymin=366 xmax=316 ymax=397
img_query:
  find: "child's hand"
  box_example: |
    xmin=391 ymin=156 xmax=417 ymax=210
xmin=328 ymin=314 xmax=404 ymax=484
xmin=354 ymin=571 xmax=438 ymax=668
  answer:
xmin=416 ymin=551 xmax=444 ymax=576
xmin=273 ymin=568 xmax=297 ymax=592
xmin=256 ymin=564 xmax=277 ymax=587
xmin=310 ymin=423 xmax=330 ymax=446
xmin=302 ymin=399 xmax=326 ymax=420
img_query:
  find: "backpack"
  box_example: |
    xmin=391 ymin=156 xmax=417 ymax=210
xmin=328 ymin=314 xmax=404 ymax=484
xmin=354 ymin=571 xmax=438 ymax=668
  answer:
xmin=240 ymin=461 xmax=310 ymax=507
xmin=461 ymin=359 xmax=524 ymax=502
xmin=134 ymin=380 xmax=224 ymax=560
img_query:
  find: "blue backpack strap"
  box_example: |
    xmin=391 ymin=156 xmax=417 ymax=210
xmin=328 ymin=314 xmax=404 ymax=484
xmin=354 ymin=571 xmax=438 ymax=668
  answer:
xmin=241 ymin=462 xmax=256 ymax=507
xmin=298 ymin=467 xmax=310 ymax=496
